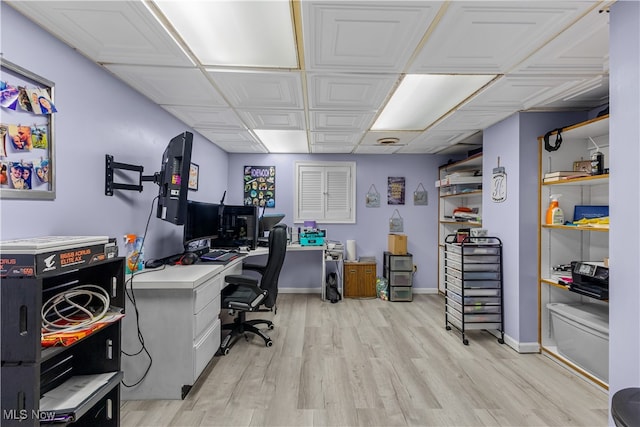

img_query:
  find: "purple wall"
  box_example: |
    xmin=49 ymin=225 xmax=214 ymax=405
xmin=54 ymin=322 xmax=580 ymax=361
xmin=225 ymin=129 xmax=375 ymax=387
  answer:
xmin=0 ymin=4 xmax=230 ymax=260
xmin=609 ymin=0 xmax=640 ymax=407
xmin=483 ymin=111 xmax=586 ymax=349
xmin=226 ymin=154 xmax=448 ymax=290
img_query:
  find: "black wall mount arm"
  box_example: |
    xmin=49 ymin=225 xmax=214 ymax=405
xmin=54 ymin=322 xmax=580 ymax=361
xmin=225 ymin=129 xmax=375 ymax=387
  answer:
xmin=105 ymin=154 xmax=158 ymax=196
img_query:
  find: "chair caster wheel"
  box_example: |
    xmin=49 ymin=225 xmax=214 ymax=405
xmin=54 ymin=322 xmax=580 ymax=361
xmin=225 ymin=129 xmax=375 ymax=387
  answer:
xmin=268 ymin=324 xmax=274 ymax=330
xmin=266 ymin=340 xmax=273 ymax=347
xmin=463 ymin=339 xmax=469 ymax=345
xmin=220 ymin=347 xmax=229 ymax=356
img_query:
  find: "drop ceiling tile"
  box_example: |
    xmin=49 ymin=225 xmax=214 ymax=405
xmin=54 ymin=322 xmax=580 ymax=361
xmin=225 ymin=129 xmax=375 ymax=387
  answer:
xmin=409 ymin=1 xmax=597 ymax=74
xmin=353 ymin=145 xmax=401 ymax=154
xmin=307 ymin=73 xmax=398 ymax=110
xmin=302 ymin=1 xmax=442 ymax=72
xmin=104 ymin=65 xmax=226 ymax=106
xmin=195 ymin=129 xmax=267 ymax=153
xmin=463 ymin=75 xmax=599 ymax=111
xmin=239 ymin=110 xmax=306 ymax=130
xmin=431 ymin=109 xmax=514 ymax=133
xmin=359 ymin=131 xmax=421 ymax=146
xmin=309 ymin=111 xmax=374 ymax=132
xmin=409 ymin=130 xmax=479 ymax=148
xmin=310 ymin=132 xmax=363 ymax=145
xmin=7 ymin=1 xmax=192 ymax=66
xmin=162 ymin=105 xmax=245 ymax=130
xmin=513 ymin=5 xmax=610 ymax=75
xmin=208 ymin=71 xmax=304 ymax=109
xmin=311 ymin=144 xmax=355 ymax=154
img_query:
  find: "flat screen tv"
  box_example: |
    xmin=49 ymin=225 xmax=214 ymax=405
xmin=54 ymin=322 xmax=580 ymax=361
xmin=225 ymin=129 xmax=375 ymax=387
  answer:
xmin=156 ymin=132 xmax=193 ymax=225
xmin=183 ymin=200 xmax=221 ymax=251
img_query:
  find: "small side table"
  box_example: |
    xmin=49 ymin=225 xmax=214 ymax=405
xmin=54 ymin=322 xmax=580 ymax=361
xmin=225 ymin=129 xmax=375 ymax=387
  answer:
xmin=343 ymin=257 xmax=377 ymax=298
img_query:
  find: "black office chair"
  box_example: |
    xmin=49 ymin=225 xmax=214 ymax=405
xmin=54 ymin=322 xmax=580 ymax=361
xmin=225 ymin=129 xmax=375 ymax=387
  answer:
xmin=219 ymin=223 xmax=287 ymax=355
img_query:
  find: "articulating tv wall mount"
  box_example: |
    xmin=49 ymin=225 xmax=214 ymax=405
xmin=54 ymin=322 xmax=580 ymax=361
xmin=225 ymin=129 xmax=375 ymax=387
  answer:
xmin=104 ymin=154 xmax=159 ymax=196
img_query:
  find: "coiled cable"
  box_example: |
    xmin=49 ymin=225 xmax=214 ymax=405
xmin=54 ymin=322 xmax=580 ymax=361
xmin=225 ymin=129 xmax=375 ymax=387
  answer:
xmin=41 ymin=284 xmax=110 ymax=336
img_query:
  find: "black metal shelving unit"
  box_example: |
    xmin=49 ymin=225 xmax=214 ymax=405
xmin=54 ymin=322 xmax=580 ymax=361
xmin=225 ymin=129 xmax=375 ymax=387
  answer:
xmin=444 ymin=235 xmax=504 ymax=345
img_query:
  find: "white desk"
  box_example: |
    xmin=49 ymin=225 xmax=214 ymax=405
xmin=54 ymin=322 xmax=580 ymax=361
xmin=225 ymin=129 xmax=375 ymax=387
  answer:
xmin=121 ymin=243 xmax=342 ymax=400
xmin=121 ymin=259 xmax=243 ymax=400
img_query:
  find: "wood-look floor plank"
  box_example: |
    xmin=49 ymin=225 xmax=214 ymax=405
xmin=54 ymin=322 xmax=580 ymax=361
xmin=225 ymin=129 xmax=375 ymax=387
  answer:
xmin=121 ymin=294 xmax=608 ymax=426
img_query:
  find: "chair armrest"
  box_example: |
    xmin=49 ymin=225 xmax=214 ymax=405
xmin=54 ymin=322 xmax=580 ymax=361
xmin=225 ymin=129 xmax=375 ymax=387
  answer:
xmin=225 ymin=273 xmax=258 ymax=286
xmin=242 ymin=262 xmax=266 ymax=275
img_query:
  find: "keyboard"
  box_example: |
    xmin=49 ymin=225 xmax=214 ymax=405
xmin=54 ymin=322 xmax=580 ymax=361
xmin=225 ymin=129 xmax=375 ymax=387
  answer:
xmin=201 ymin=250 xmax=239 ymax=263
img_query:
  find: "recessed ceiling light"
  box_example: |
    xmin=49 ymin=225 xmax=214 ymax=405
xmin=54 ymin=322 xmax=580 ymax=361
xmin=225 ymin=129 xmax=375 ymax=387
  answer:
xmin=372 ymin=74 xmax=496 ymax=131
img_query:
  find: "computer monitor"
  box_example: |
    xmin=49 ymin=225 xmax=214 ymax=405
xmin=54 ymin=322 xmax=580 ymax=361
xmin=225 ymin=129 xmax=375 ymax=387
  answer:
xmin=183 ymin=200 xmax=220 ymax=251
xmin=211 ymin=205 xmax=258 ymax=250
xmin=155 ymin=131 xmax=193 ymax=225
xmin=259 ymin=213 xmax=286 ymax=237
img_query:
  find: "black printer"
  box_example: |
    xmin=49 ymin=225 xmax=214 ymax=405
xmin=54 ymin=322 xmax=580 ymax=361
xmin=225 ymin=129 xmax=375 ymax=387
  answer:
xmin=569 ymin=261 xmax=609 ymax=300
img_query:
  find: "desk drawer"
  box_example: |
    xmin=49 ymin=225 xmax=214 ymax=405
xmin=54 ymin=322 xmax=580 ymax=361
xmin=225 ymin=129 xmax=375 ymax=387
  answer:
xmin=194 ymin=275 xmax=222 ymax=314
xmin=194 ymin=294 xmax=220 ymax=340
xmin=193 ymin=319 xmax=220 ymax=381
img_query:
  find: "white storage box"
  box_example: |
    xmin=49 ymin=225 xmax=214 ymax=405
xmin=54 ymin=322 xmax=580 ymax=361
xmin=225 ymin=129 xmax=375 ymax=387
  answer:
xmin=547 ymin=302 xmax=609 ymax=382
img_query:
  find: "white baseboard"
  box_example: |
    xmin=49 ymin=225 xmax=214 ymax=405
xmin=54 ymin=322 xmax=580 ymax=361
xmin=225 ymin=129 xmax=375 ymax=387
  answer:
xmin=279 ymin=287 xmax=319 ymax=294
xmin=412 ymin=287 xmax=439 ymax=294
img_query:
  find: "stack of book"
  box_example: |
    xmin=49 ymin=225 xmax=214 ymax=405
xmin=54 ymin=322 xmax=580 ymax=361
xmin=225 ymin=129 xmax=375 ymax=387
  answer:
xmin=543 ymin=171 xmax=591 ymax=183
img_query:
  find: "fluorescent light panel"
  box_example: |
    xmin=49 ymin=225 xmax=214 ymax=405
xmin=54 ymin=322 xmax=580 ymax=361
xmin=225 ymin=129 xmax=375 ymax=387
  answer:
xmin=372 ymin=74 xmax=496 ymax=131
xmin=254 ymin=130 xmax=308 ymax=153
xmin=155 ymin=0 xmax=297 ymax=68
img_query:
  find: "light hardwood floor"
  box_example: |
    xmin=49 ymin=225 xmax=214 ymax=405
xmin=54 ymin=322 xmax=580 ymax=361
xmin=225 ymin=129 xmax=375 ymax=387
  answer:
xmin=120 ymin=294 xmax=608 ymax=426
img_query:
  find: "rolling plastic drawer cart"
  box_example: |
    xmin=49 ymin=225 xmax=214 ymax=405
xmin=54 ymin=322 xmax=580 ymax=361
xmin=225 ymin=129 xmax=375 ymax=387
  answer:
xmin=444 ymin=235 xmax=504 ymax=345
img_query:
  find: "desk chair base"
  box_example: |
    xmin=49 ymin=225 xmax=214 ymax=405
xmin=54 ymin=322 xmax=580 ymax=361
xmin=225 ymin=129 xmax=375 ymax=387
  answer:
xmin=219 ymin=311 xmax=274 ymax=355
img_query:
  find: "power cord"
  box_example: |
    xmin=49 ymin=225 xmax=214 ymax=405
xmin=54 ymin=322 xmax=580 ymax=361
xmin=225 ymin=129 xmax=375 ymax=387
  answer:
xmin=121 ymin=195 xmax=157 ymax=388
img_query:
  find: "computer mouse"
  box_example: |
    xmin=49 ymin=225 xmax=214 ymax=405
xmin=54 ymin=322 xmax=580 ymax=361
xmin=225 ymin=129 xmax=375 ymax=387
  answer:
xmin=178 ymin=252 xmax=199 ymax=265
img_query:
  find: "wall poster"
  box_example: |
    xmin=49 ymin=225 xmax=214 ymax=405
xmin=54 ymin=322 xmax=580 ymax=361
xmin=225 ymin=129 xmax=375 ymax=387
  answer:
xmin=243 ymin=165 xmax=275 ymax=208
xmin=1 ymin=58 xmax=56 ymax=200
xmin=387 ymin=176 xmax=405 ymax=205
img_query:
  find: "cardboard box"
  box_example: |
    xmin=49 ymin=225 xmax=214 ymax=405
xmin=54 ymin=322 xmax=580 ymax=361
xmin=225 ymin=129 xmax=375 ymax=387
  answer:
xmin=388 ymin=234 xmax=407 ymax=255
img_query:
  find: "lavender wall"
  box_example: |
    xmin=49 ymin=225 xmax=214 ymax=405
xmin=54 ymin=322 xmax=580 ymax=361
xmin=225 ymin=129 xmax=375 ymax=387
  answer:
xmin=609 ymin=0 xmax=640 ymax=407
xmin=0 ymin=4 xmax=230 ymax=260
xmin=483 ymin=111 xmax=586 ymax=349
xmin=226 ymin=154 xmax=448 ymax=290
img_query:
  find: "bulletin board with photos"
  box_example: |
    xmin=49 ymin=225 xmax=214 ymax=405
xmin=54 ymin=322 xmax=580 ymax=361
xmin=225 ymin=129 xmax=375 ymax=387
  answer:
xmin=1 ymin=58 xmax=56 ymax=200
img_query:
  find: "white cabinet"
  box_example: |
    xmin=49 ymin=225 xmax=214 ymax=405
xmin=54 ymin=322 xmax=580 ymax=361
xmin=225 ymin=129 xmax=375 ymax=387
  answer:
xmin=121 ymin=261 xmax=242 ymax=400
xmin=437 ymin=153 xmax=483 ymax=293
xmin=537 ymin=115 xmax=609 ymax=388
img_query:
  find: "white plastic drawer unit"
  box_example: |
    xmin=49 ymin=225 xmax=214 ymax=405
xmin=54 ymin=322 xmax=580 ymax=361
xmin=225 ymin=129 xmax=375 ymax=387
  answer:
xmin=447 ymin=291 xmax=501 ymax=306
xmin=445 ymin=259 xmax=500 ymax=272
xmin=445 ymin=251 xmax=500 ymax=264
xmin=446 ymin=306 xmax=501 ymax=323
xmin=445 ymin=243 xmax=500 ymax=256
xmin=446 ymin=298 xmax=501 ymax=314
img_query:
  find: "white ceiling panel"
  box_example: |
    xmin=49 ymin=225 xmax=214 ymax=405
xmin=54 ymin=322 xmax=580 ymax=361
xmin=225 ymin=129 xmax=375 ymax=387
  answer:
xmin=359 ymin=131 xmax=421 ymax=146
xmin=208 ymin=71 xmax=304 ymax=109
xmin=307 ymin=73 xmax=398 ymax=110
xmin=104 ymin=65 xmax=226 ymax=106
xmin=309 ymin=111 xmax=374 ymax=131
xmin=162 ymin=106 xmax=246 ymax=130
xmin=311 ymin=132 xmax=363 ymax=145
xmin=302 ymin=1 xmax=442 ymax=72
xmin=195 ymin=129 xmax=267 ymax=153
xmin=409 ymin=1 xmax=598 ymax=74
xmin=354 ymin=145 xmax=402 ymax=154
xmin=462 ymin=75 xmax=599 ymax=111
xmin=513 ymin=5 xmax=610 ymax=75
xmin=431 ymin=109 xmax=515 ymax=133
xmin=240 ymin=110 xmax=306 ymax=130
xmin=6 ymin=1 xmax=192 ymax=66
xmin=311 ymin=144 xmax=356 ymax=154
xmin=7 ymin=1 xmax=611 ymax=155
